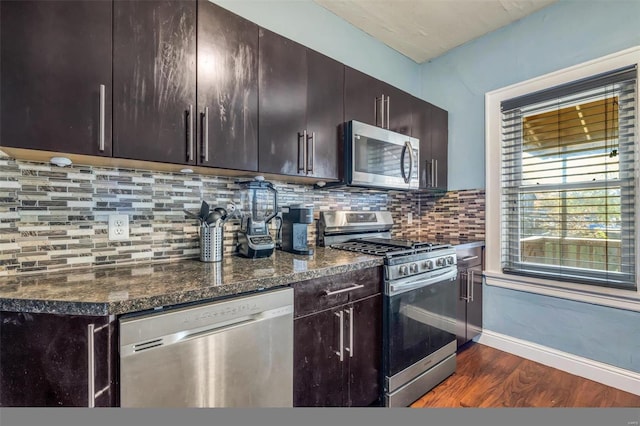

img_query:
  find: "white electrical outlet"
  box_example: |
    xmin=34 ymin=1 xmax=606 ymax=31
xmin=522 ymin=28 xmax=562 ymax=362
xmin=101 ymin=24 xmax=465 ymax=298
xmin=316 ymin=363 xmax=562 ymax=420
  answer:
xmin=108 ymin=214 xmax=129 ymax=241
xmin=407 ymin=212 xmax=413 ymax=225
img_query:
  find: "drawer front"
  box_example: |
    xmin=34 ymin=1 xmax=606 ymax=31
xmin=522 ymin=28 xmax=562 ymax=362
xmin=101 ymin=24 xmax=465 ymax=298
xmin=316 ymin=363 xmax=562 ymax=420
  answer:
xmin=456 ymin=245 xmax=483 ymax=269
xmin=293 ymin=267 xmax=382 ymax=318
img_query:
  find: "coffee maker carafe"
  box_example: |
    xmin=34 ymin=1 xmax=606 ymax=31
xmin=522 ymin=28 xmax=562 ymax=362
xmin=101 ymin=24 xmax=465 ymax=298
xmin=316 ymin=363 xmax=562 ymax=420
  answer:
xmin=237 ymin=177 xmax=278 ymax=258
xmin=281 ymin=205 xmax=314 ymax=255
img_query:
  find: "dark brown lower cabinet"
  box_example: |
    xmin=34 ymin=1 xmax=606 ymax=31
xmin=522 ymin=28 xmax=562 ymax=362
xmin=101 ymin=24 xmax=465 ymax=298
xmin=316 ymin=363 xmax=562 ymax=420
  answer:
xmin=292 ymin=267 xmax=382 ymax=407
xmin=0 ymin=312 xmax=118 ymax=407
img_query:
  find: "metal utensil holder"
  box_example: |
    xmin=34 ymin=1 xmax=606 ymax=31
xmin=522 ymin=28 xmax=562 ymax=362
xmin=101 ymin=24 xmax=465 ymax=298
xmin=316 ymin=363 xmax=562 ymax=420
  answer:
xmin=200 ymin=225 xmax=223 ymax=262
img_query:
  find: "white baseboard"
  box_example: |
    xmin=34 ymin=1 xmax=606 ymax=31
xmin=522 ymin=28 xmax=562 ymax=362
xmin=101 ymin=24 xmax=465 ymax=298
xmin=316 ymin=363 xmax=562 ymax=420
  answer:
xmin=475 ymin=330 xmax=640 ymax=397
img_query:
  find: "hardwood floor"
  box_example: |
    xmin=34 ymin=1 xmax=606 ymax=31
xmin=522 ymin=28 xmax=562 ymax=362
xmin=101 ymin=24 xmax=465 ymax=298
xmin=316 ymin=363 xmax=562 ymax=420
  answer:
xmin=411 ymin=343 xmax=640 ymax=408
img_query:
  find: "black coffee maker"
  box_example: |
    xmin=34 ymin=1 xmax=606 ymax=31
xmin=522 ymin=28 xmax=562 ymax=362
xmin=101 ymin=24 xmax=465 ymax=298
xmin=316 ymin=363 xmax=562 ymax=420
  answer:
xmin=281 ymin=205 xmax=314 ymax=255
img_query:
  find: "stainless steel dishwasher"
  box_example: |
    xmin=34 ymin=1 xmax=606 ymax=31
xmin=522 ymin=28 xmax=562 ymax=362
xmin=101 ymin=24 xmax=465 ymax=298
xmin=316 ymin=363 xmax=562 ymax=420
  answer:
xmin=119 ymin=287 xmax=293 ymax=407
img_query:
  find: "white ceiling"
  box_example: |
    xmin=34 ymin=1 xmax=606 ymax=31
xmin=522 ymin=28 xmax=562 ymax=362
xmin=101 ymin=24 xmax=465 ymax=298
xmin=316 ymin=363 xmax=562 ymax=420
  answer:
xmin=314 ymin=0 xmax=558 ymax=63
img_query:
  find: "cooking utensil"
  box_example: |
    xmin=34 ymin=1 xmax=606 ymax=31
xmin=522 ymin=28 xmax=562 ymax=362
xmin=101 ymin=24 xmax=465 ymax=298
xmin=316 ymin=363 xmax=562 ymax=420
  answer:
xmin=213 ymin=207 xmax=227 ymax=221
xmin=206 ymin=210 xmax=222 ymax=226
xmin=199 ymin=201 xmax=210 ymax=222
xmin=184 ymin=209 xmax=200 ymax=221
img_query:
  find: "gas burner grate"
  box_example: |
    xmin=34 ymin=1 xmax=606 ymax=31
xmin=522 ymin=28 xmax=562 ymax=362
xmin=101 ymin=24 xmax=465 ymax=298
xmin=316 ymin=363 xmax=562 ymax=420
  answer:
xmin=331 ymin=240 xmax=451 ymax=258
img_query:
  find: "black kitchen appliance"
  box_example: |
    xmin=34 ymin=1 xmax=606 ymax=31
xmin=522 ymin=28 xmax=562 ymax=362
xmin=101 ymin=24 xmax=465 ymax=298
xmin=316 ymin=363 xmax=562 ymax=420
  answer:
xmin=319 ymin=210 xmax=457 ymax=407
xmin=237 ymin=178 xmax=278 ymax=258
xmin=281 ymin=205 xmax=314 ymax=255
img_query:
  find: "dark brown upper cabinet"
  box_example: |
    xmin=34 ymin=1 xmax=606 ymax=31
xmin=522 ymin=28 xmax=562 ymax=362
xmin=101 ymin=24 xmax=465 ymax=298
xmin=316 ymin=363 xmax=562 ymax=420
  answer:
xmin=258 ymin=29 xmax=343 ymax=180
xmin=0 ymin=0 xmax=113 ymax=156
xmin=414 ymin=97 xmax=448 ymax=190
xmin=344 ymin=67 xmax=412 ymax=136
xmin=113 ymin=0 xmax=197 ymax=165
xmin=197 ymin=0 xmax=258 ymax=171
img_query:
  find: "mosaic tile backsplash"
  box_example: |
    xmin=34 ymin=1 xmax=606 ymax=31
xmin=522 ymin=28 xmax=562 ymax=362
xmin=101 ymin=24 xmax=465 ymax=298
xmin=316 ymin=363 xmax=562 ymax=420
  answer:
xmin=0 ymin=151 xmax=484 ymax=276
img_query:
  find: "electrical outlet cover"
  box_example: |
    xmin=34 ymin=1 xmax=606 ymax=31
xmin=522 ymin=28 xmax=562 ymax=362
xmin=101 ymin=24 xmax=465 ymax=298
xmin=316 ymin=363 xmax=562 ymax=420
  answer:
xmin=108 ymin=214 xmax=129 ymax=241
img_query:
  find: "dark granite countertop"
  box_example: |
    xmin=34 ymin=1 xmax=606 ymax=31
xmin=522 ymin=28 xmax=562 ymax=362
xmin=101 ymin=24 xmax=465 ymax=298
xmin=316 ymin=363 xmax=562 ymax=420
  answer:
xmin=0 ymin=248 xmax=382 ymax=316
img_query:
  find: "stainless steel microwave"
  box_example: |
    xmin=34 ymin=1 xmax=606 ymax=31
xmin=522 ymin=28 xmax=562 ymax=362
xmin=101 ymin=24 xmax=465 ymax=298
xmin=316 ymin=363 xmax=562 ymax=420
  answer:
xmin=343 ymin=120 xmax=419 ymax=190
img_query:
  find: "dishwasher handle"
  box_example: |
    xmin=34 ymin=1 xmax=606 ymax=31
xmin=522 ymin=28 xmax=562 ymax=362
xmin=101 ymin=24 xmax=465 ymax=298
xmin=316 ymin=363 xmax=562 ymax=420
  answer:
xmin=121 ymin=304 xmax=293 ymax=357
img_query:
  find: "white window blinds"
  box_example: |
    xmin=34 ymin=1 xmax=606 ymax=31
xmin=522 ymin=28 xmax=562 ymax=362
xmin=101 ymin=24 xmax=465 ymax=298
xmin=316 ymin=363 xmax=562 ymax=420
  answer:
xmin=501 ymin=66 xmax=637 ymax=289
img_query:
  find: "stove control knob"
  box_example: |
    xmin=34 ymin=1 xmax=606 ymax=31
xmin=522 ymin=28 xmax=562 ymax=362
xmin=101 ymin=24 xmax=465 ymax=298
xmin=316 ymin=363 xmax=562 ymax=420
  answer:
xmin=436 ymin=258 xmax=445 ymax=267
xmin=399 ymin=265 xmax=408 ymax=276
xmin=447 ymin=256 xmax=455 ymax=265
xmin=409 ymin=263 xmax=418 ymax=274
xmin=423 ymin=260 xmax=433 ymax=270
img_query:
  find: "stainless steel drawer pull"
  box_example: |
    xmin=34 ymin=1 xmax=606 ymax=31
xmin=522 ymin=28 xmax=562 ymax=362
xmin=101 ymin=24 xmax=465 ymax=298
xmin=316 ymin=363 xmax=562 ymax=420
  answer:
xmin=87 ymin=323 xmax=96 ymax=407
xmin=202 ymin=106 xmax=209 ymax=162
xmin=187 ymin=105 xmax=194 ymax=161
xmin=322 ymin=283 xmax=364 ymax=296
xmin=306 ymin=131 xmax=315 ymax=174
xmin=298 ymin=131 xmax=306 ymax=173
xmin=335 ymin=310 xmax=344 ymax=362
xmin=346 ymin=307 xmax=354 ymax=358
xmin=470 ymin=270 xmax=475 ymax=302
xmin=461 ymin=255 xmax=479 ymax=262
xmin=98 ymin=84 xmax=106 ymax=152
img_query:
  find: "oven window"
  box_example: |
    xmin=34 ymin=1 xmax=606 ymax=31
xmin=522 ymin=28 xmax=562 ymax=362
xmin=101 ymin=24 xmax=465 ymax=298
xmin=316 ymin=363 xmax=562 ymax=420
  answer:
xmin=385 ymin=279 xmax=456 ymax=377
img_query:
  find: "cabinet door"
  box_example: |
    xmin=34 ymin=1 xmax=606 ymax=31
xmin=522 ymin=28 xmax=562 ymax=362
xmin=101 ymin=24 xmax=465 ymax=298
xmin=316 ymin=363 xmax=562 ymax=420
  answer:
xmin=344 ymin=66 xmax=381 ymax=126
xmin=113 ymin=0 xmax=196 ymax=164
xmin=415 ymin=98 xmax=448 ymax=190
xmin=384 ymin=84 xmax=413 ymax=136
xmin=293 ymin=308 xmax=346 ymax=407
xmin=258 ymin=29 xmax=307 ymax=176
xmin=305 ymin=49 xmax=343 ymax=180
xmin=431 ymin=105 xmax=448 ymax=190
xmin=197 ymin=0 xmax=258 ymax=171
xmin=0 ymin=0 xmax=112 ymax=156
xmin=347 ymin=294 xmax=382 ymax=407
xmin=0 ymin=313 xmax=116 ymax=407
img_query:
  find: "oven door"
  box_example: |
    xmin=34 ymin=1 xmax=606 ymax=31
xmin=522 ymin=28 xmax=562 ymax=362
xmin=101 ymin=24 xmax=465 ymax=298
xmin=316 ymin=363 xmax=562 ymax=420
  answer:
xmin=348 ymin=120 xmax=419 ymax=190
xmin=383 ymin=268 xmax=457 ymax=401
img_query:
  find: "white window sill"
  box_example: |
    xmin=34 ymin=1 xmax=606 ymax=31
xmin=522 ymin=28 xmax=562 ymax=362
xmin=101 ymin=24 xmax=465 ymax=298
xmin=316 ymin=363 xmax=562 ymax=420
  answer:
xmin=484 ymin=270 xmax=640 ymax=313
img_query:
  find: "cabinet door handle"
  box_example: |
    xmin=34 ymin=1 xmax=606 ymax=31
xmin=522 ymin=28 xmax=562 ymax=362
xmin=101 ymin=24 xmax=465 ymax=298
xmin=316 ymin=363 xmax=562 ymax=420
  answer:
xmin=381 ymin=94 xmax=386 ymax=128
xmin=434 ymin=159 xmax=438 ymax=188
xmin=202 ymin=106 xmax=209 ymax=162
xmin=187 ymin=105 xmax=194 ymax=162
xmin=98 ymin=84 xmax=106 ymax=152
xmin=335 ymin=310 xmax=344 ymax=362
xmin=386 ymin=95 xmax=390 ymax=129
xmin=297 ymin=131 xmax=306 ymax=173
xmin=87 ymin=323 xmax=95 ymax=407
xmin=459 ymin=271 xmax=467 ymax=301
xmin=469 ymin=270 xmax=475 ymax=302
xmin=431 ymin=159 xmax=436 ymax=188
xmin=322 ymin=283 xmax=364 ymax=296
xmin=345 ymin=307 xmax=354 ymax=358
xmin=306 ymin=131 xmax=315 ymax=174
xmin=374 ymin=96 xmax=378 ymax=127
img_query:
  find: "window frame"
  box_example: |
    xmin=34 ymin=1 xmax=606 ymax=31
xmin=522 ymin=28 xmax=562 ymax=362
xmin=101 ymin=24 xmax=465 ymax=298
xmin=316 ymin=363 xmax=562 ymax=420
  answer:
xmin=485 ymin=46 xmax=640 ymax=312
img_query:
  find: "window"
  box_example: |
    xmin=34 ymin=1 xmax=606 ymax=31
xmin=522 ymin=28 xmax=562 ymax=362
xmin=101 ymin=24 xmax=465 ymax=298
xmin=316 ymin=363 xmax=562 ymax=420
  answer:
xmin=500 ymin=66 xmax=637 ymax=290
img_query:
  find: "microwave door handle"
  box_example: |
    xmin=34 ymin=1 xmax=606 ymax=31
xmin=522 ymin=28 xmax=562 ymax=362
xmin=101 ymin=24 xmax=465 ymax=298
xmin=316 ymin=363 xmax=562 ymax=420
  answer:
xmin=400 ymin=141 xmax=413 ymax=184
xmin=400 ymin=142 xmax=408 ymax=183
xmin=407 ymin=141 xmax=415 ymax=184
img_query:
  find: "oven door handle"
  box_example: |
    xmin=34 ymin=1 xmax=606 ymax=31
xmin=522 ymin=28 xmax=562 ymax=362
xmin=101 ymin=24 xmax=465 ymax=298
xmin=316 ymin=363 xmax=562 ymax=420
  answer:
xmin=387 ymin=268 xmax=458 ymax=296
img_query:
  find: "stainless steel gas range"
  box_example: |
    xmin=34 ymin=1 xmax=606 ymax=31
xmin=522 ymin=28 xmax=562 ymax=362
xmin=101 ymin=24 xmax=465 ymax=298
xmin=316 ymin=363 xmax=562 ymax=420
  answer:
xmin=319 ymin=210 xmax=458 ymax=407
